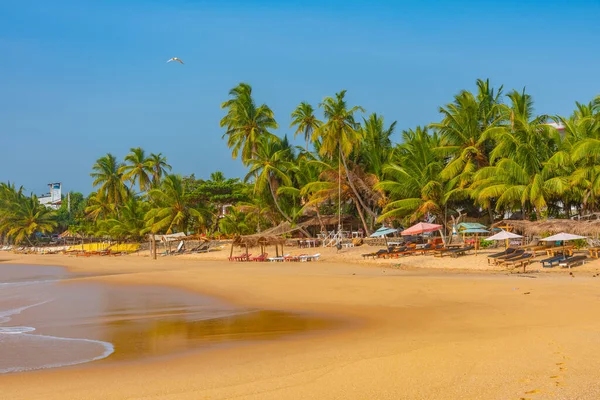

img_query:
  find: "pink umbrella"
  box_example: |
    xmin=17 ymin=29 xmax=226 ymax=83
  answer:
xmin=401 ymin=222 xmax=443 ymax=236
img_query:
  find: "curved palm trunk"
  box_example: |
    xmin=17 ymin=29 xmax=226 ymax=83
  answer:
xmin=339 ymin=148 xmax=376 ymax=233
xmin=351 ymin=196 xmax=369 ymax=239
xmin=268 ymin=178 xmax=311 ymax=237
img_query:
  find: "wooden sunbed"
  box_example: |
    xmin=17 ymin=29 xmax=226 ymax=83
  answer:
xmin=449 ymin=246 xmax=475 ymax=258
xmin=496 ymin=252 xmax=532 ymax=266
xmin=487 ymin=248 xmax=517 ymax=265
xmin=504 ymin=254 xmax=534 ymax=272
xmin=493 ymin=249 xmax=525 ymax=265
xmin=559 ymin=255 xmax=587 ymax=268
xmin=540 ymin=254 xmax=566 ymax=268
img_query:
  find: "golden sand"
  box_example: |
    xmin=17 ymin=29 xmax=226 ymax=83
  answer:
xmin=2 ymin=248 xmax=600 ymax=399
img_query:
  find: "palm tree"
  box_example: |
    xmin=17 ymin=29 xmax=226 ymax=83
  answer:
xmin=147 ymin=152 xmax=172 ymax=187
xmin=220 ymin=83 xmax=279 ymax=164
xmin=245 ymin=138 xmax=311 ymax=236
xmin=290 ymin=102 xmax=322 ymax=151
xmin=90 ymin=153 xmax=128 ymax=207
xmin=119 ymin=147 xmax=153 ymax=192
xmin=99 ymin=197 xmax=148 ymax=241
xmin=358 ymin=113 xmax=396 ymax=179
xmin=377 ymin=127 xmax=450 ymax=224
xmin=313 ymin=90 xmax=376 ymax=232
xmin=0 ymin=194 xmax=57 ymax=245
xmin=145 ymin=174 xmax=205 ymax=234
xmin=431 ymin=79 xmax=504 ymax=199
xmin=471 ymin=89 xmax=563 ymax=217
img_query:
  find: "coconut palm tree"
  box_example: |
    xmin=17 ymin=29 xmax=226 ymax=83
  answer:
xmin=145 ymin=174 xmax=205 ymax=234
xmin=245 ymin=137 xmax=311 ymax=237
xmin=90 ymin=153 xmax=129 ymax=207
xmin=313 ymin=90 xmax=377 ymax=232
xmin=147 ymin=152 xmax=172 ymax=187
xmin=290 ymin=102 xmax=322 ymax=151
xmin=358 ymin=113 xmax=396 ymax=179
xmin=220 ymin=83 xmax=279 ymax=164
xmin=471 ymin=89 xmax=563 ymax=217
xmin=119 ymin=147 xmax=153 ymax=192
xmin=99 ymin=197 xmax=149 ymax=241
xmin=377 ymin=127 xmax=450 ymax=224
xmin=0 ymin=194 xmax=57 ymax=245
xmin=431 ymin=79 xmax=505 ymax=199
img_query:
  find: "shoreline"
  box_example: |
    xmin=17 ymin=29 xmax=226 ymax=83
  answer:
xmin=2 ymin=252 xmax=600 ymax=399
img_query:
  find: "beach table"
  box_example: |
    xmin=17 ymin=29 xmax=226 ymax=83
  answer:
xmin=545 ymin=246 xmax=574 ymax=257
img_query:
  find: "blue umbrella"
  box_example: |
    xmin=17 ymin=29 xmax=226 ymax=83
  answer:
xmin=370 ymin=226 xmax=399 ymax=247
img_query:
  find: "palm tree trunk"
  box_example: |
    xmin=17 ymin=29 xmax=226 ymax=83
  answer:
xmin=268 ymin=179 xmax=311 ymax=237
xmin=339 ymin=148 xmax=376 ymax=231
xmin=352 ymin=197 xmax=370 ymax=237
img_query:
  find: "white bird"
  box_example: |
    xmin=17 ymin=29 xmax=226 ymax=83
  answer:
xmin=167 ymin=57 xmax=184 ymax=64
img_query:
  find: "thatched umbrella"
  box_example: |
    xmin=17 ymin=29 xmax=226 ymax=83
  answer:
xmin=231 ymin=234 xmax=287 ymax=260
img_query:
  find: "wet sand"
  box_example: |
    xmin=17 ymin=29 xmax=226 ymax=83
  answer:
xmin=2 ymin=253 xmax=600 ymax=399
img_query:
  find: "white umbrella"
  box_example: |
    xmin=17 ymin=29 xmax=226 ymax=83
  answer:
xmin=487 ymin=230 xmax=523 ymax=248
xmin=487 ymin=230 xmax=523 ymax=241
xmin=540 ymin=232 xmax=587 ymax=242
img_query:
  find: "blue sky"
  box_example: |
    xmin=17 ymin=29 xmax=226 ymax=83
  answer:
xmin=1 ymin=0 xmax=599 ymax=195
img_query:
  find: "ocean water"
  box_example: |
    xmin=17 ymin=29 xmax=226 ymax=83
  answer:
xmin=0 ymin=264 xmax=332 ymax=374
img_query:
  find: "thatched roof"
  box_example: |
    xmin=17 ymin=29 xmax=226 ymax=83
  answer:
xmin=493 ymin=219 xmax=600 ymax=237
xmin=233 ymin=234 xmax=287 ymax=247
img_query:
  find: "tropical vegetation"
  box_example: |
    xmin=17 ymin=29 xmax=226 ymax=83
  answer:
xmin=1 ymin=79 xmax=599 ymax=244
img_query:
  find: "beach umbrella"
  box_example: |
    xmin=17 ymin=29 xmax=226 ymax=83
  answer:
xmin=539 ymin=232 xmax=587 ymax=242
xmin=401 ymin=222 xmax=442 ymax=235
xmin=487 ymin=230 xmax=523 ymax=249
xmin=540 ymin=232 xmax=586 ymax=255
xmin=401 ymin=222 xmax=445 ymax=244
xmin=370 ymin=226 xmax=398 ymax=247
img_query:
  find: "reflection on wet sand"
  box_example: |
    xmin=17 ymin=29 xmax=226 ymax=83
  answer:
xmin=102 ymin=309 xmax=335 ymax=362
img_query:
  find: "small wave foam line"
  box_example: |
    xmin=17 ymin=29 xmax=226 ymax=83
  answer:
xmin=0 ymin=335 xmax=115 ymax=374
xmin=0 ymin=326 xmax=36 ymax=334
xmin=0 ymin=300 xmax=52 ymax=324
xmin=0 ymin=279 xmax=59 ymax=289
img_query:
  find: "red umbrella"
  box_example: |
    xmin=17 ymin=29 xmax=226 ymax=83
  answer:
xmin=401 ymin=222 xmax=443 ymax=236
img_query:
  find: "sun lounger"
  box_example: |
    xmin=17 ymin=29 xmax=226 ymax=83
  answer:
xmin=504 ymin=254 xmax=534 ymax=272
xmin=251 ymin=253 xmax=268 ymax=262
xmin=496 ymin=252 xmax=532 ymax=266
xmin=493 ymin=249 xmax=525 ymax=265
xmin=268 ymin=254 xmax=290 ymax=262
xmin=385 ymin=246 xmax=410 ymax=258
xmin=299 ymin=253 xmax=320 ymax=262
xmin=559 ymin=255 xmax=587 ymax=268
xmin=361 ymin=249 xmax=389 ymax=259
xmin=449 ymin=246 xmax=475 ymax=258
xmin=540 ymin=254 xmax=566 ymax=268
xmin=487 ymin=248 xmax=517 ymax=264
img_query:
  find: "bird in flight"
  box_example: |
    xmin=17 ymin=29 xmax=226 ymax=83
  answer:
xmin=167 ymin=57 xmax=184 ymax=64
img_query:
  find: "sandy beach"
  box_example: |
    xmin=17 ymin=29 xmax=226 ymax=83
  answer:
xmin=2 ymin=249 xmax=600 ymax=399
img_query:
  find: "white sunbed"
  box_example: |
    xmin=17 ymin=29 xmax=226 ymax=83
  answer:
xmin=268 ymin=254 xmax=290 ymax=262
xmin=299 ymin=253 xmax=321 ymax=262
